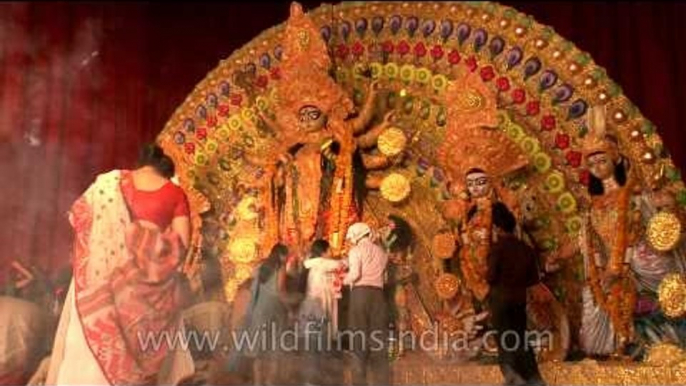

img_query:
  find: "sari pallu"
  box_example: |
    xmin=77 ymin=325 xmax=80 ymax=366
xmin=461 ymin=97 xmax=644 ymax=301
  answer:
xmin=46 ymin=170 xmax=192 ymax=385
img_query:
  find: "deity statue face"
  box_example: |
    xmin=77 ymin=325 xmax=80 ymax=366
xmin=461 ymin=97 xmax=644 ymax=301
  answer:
xmin=298 ymin=105 xmax=327 ymax=133
xmin=587 ymin=152 xmax=614 ymax=181
xmin=465 ymin=170 xmax=491 ymax=199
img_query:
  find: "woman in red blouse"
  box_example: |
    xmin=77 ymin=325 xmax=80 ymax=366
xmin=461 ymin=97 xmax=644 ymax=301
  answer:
xmin=122 ymin=144 xmax=191 ymax=246
xmin=45 ymin=144 xmax=194 ymax=385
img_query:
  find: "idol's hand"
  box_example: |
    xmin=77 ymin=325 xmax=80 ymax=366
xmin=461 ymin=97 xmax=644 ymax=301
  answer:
xmin=370 ymin=79 xmax=382 ymax=93
xmin=382 ymin=111 xmax=396 ymax=127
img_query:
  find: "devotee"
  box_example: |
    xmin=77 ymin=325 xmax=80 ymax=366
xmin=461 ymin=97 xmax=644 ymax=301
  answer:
xmin=298 ymin=239 xmax=345 ymax=341
xmin=343 ymin=222 xmax=391 ymax=386
xmin=227 ymin=243 xmax=290 ymax=385
xmin=0 ymin=296 xmax=53 ymax=385
xmin=45 ymin=143 xmax=194 ymax=385
xmin=297 ymin=239 xmax=346 ymax=385
xmin=487 ymin=204 xmax=546 ymax=386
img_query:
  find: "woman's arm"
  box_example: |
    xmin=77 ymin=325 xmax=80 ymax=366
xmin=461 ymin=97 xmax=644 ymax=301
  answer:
xmin=171 ymin=216 xmax=191 ymax=248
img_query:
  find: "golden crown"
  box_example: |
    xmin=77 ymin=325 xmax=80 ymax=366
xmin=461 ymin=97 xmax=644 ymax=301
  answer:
xmin=444 ymin=70 xmax=500 ymax=130
xmin=273 ymin=2 xmax=353 ymax=131
xmin=581 ymin=105 xmax=618 ymax=161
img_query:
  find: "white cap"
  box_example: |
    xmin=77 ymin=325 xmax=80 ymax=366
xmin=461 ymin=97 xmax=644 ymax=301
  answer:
xmin=346 ymin=222 xmax=372 ymax=244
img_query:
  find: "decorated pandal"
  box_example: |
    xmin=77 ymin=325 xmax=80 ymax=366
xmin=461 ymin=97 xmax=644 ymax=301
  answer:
xmin=157 ymin=1 xmax=686 ymax=384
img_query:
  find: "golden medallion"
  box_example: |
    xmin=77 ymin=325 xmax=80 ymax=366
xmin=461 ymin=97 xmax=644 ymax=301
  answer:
xmin=647 ymin=211 xmax=681 ymax=252
xmin=378 ymin=127 xmax=407 ymax=157
xmin=658 ymin=273 xmax=686 ymax=318
xmin=380 ymin=173 xmax=411 ymax=203
xmin=435 ymin=273 xmax=460 ymax=300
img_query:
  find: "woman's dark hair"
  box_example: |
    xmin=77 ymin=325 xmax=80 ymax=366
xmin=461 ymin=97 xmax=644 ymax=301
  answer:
xmin=492 ymin=202 xmax=517 ymax=234
xmin=388 ymin=215 xmax=413 ymax=253
xmin=258 ymin=244 xmax=289 ymax=283
xmin=588 ymin=156 xmax=627 ymax=196
xmin=138 ymin=143 xmax=175 ymax=179
xmin=310 ymin=239 xmax=330 ymax=257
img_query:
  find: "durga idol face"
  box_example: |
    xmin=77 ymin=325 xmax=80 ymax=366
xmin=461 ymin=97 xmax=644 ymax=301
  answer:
xmin=466 ymin=170 xmax=491 ymax=199
xmin=587 ymin=152 xmax=614 ymax=181
xmin=298 ymin=105 xmax=327 ymax=133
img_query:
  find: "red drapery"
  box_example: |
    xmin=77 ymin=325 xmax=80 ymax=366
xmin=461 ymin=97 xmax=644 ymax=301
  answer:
xmin=1 ymin=1 xmax=686 ymax=282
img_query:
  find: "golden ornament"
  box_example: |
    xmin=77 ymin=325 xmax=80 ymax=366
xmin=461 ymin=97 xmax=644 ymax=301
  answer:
xmin=645 ymin=343 xmax=686 ymax=366
xmin=647 ymin=211 xmax=682 ymax=252
xmin=455 ymin=87 xmax=485 ymax=113
xmin=643 ymin=151 xmax=656 ymax=163
xmin=658 ymin=273 xmax=686 ymax=318
xmin=223 ymin=279 xmax=239 ymax=303
xmin=432 ymin=232 xmax=456 ymax=259
xmin=378 ymin=127 xmax=408 ymax=157
xmin=435 ymin=273 xmax=460 ymax=300
xmin=227 ymin=237 xmax=259 ymax=264
xmin=380 ymin=173 xmax=411 ymax=203
xmin=235 ymin=196 xmax=259 ymax=221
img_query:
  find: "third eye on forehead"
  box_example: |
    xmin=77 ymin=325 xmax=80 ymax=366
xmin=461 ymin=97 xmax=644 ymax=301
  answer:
xmin=299 ymin=106 xmax=320 ymax=114
xmin=466 ymin=174 xmax=488 ymax=184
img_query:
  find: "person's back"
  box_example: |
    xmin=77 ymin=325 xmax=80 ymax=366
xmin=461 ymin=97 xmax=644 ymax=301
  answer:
xmin=251 ymin=262 xmax=288 ymax=322
xmin=487 ymin=233 xmax=540 ymax=305
xmin=348 ymin=238 xmax=388 ymax=288
xmin=487 ymin=204 xmax=546 ymax=386
xmin=305 ymin=257 xmax=339 ymax=297
xmin=343 ymin=223 xmax=391 ymax=386
xmin=0 ymin=296 xmax=52 ymax=385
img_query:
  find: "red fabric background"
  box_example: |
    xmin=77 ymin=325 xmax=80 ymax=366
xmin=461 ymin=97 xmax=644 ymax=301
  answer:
xmin=1 ymin=2 xmax=685 ymax=281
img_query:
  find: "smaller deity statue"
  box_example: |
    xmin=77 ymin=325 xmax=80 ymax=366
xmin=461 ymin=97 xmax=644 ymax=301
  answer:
xmin=578 ymin=105 xmax=686 ymax=358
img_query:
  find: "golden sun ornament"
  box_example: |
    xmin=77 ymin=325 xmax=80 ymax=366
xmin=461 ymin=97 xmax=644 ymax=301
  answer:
xmin=658 ymin=273 xmax=686 ymax=318
xmin=377 ymin=127 xmax=407 ymax=157
xmin=227 ymin=237 xmax=259 ymax=264
xmin=647 ymin=211 xmax=682 ymax=252
xmin=435 ymin=273 xmax=460 ymax=300
xmin=380 ymin=173 xmax=411 ymax=203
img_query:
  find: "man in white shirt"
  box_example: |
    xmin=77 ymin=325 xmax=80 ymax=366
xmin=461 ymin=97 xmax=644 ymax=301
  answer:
xmin=343 ymin=222 xmax=390 ymax=386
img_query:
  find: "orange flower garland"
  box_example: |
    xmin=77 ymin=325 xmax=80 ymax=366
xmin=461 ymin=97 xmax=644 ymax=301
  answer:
xmin=459 ymin=196 xmax=493 ymax=302
xmin=327 ymin=120 xmax=356 ymax=257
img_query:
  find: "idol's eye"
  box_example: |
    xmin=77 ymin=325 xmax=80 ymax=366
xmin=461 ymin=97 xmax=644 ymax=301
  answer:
xmin=308 ymin=110 xmax=322 ymax=120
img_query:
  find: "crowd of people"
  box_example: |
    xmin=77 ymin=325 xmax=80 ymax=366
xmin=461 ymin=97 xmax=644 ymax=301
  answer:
xmin=227 ymin=221 xmax=393 ymax=386
xmin=0 ymin=144 xmax=547 ymax=386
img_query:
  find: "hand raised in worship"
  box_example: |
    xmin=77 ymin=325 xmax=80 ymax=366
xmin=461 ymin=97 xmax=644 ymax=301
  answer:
xmin=370 ymin=79 xmax=383 ymax=94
